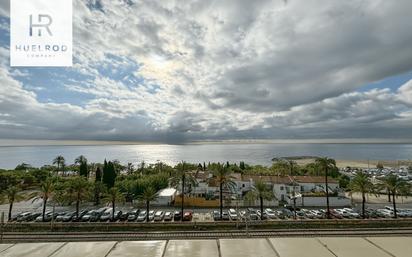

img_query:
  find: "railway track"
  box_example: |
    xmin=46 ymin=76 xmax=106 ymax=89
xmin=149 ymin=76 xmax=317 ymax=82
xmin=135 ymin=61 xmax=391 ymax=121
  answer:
xmin=3 ymin=228 xmax=412 ymax=242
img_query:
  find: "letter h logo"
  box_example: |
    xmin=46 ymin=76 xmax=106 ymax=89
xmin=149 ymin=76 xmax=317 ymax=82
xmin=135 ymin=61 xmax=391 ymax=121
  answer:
xmin=29 ymin=14 xmax=53 ymax=36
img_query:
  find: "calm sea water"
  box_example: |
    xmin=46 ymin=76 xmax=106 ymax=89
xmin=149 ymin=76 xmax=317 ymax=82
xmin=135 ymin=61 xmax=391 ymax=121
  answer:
xmin=0 ymin=143 xmax=412 ymax=169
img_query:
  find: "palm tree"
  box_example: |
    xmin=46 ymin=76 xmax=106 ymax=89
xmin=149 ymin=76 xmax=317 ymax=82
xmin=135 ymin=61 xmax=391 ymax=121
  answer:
xmin=212 ymin=163 xmax=236 ymax=219
xmin=53 ymin=155 xmax=65 ymax=175
xmin=30 ymin=178 xmax=55 ymax=221
xmin=348 ymin=172 xmax=375 ymax=218
xmin=245 ymin=180 xmax=275 ymax=220
xmin=66 ymin=177 xmax=91 ymax=219
xmin=74 ymin=155 xmax=88 ymax=165
xmin=103 ymin=187 xmax=125 ymax=221
xmin=170 ymin=161 xmax=197 ymax=220
xmin=315 ymin=157 xmax=336 ymax=219
xmin=138 ymin=186 xmax=158 ymax=222
xmin=1 ymin=186 xmax=25 ymax=221
xmin=378 ymin=174 xmax=411 ymax=218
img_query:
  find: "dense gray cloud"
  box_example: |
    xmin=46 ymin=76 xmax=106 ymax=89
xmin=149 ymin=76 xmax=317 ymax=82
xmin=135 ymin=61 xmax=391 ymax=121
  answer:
xmin=1 ymin=0 xmax=412 ymax=142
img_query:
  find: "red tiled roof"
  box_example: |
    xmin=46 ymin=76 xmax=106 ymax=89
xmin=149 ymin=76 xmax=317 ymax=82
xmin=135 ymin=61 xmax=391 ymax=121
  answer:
xmin=291 ymin=176 xmax=338 ymax=184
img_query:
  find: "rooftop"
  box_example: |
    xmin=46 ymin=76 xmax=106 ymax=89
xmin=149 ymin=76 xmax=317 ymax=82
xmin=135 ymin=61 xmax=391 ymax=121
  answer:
xmin=1 ymin=237 xmax=410 ymax=257
xmin=157 ymin=188 xmax=177 ymax=197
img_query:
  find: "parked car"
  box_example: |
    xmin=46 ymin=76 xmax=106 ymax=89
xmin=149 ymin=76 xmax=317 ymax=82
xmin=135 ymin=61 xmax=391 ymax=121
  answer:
xmin=365 ymin=209 xmax=379 ymax=218
xmin=35 ymin=211 xmax=56 ymax=222
xmin=377 ymin=208 xmax=393 ymax=218
xmin=264 ymin=208 xmax=276 ymax=219
xmin=72 ymin=210 xmax=88 ymax=222
xmin=174 ymin=211 xmax=182 ymax=221
xmin=182 ymin=211 xmax=193 ymax=221
xmin=58 ymin=211 xmax=76 ymax=222
xmin=310 ymin=210 xmax=324 ymax=219
xmin=148 ymin=210 xmax=155 ymax=221
xmin=228 ymin=209 xmax=238 ymax=220
xmin=247 ymin=208 xmax=259 ymax=220
xmin=100 ymin=208 xmax=114 ymax=222
xmin=17 ymin=212 xmax=32 ymax=222
xmin=212 ymin=210 xmax=221 ymax=221
xmin=90 ymin=207 xmax=108 ymax=222
xmin=296 ymin=210 xmax=306 ymax=219
xmin=81 ymin=210 xmax=96 ymax=222
xmin=275 ymin=210 xmax=285 ymax=219
xmin=110 ymin=210 xmax=122 ymax=221
xmin=56 ymin=211 xmax=72 ymax=222
xmin=126 ymin=209 xmax=139 ymax=221
xmin=136 ymin=210 xmax=147 ymax=222
xmin=119 ymin=210 xmax=131 ymax=221
xmin=154 ymin=211 xmax=165 ymax=221
xmin=258 ymin=209 xmax=270 ymax=220
xmin=26 ymin=212 xmax=42 ymax=222
xmin=164 ymin=211 xmax=173 ymax=221
xmin=222 ymin=210 xmax=230 ymax=221
xmin=280 ymin=208 xmax=293 ymax=219
xmin=330 ymin=209 xmax=343 ymax=219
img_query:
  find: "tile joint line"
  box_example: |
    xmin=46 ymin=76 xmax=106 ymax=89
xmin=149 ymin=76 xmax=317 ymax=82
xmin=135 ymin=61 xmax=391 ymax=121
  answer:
xmin=266 ymin=238 xmax=281 ymax=257
xmin=315 ymin=238 xmax=338 ymax=257
xmin=363 ymin=237 xmax=396 ymax=257
xmin=103 ymin=241 xmax=119 ymax=257
xmin=216 ymin=238 xmax=222 ymax=257
xmin=0 ymin=244 xmax=16 ymax=254
xmin=47 ymin=242 xmax=68 ymax=257
xmin=161 ymin=239 xmax=169 ymax=257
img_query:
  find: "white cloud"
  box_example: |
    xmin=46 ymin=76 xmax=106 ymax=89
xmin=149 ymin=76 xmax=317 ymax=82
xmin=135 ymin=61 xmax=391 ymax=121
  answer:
xmin=1 ymin=0 xmax=412 ymax=141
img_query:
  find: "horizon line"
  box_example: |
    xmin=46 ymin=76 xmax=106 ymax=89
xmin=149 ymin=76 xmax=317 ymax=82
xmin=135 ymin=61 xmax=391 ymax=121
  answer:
xmin=1 ymin=138 xmax=412 ymax=147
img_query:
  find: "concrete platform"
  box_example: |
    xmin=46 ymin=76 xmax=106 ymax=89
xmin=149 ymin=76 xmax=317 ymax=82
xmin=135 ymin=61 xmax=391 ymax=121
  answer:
xmin=164 ymin=240 xmax=218 ymax=257
xmin=1 ymin=237 xmax=411 ymax=257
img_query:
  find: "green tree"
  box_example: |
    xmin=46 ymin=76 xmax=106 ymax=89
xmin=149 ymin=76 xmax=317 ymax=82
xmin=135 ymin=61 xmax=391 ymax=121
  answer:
xmin=93 ymin=181 xmax=105 ymax=206
xmin=1 ymin=186 xmax=25 ymax=221
xmin=378 ymin=175 xmax=411 ymax=218
xmin=138 ymin=186 xmax=158 ymax=222
xmin=315 ymin=157 xmax=336 ymax=219
xmin=30 ymin=178 xmax=55 ymax=221
xmin=75 ymin=155 xmax=88 ymax=177
xmin=53 ymin=155 xmax=65 ymax=175
xmin=66 ymin=177 xmax=91 ymax=218
xmin=95 ymin=167 xmax=102 ymax=182
xmin=245 ymin=180 xmax=276 ymax=220
xmin=103 ymin=187 xmax=125 ymax=221
xmin=170 ymin=161 xmax=197 ymax=220
xmin=74 ymin=155 xmax=87 ymax=165
xmin=348 ymin=173 xmax=375 ymax=218
xmin=15 ymin=163 xmax=32 ymax=171
xmin=79 ymin=162 xmax=88 ymax=177
xmin=212 ymin=163 xmax=236 ymax=219
xmin=102 ymin=160 xmax=116 ymax=189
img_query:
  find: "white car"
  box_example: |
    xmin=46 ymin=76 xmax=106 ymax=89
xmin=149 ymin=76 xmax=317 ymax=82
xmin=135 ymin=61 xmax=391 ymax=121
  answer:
xmin=163 ymin=211 xmax=173 ymax=221
xmin=228 ymin=209 xmax=238 ymax=220
xmin=148 ymin=210 xmax=155 ymax=221
xmin=100 ymin=208 xmax=113 ymax=221
xmin=377 ymin=209 xmax=393 ymax=218
xmin=154 ymin=211 xmax=164 ymax=221
xmin=264 ymin=208 xmax=276 ymax=219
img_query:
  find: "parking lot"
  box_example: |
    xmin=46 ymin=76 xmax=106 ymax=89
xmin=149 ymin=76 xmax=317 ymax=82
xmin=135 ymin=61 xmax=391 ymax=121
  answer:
xmin=7 ymin=205 xmax=412 ymax=223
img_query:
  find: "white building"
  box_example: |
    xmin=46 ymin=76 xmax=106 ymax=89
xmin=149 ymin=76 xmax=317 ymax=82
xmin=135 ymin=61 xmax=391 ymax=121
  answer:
xmin=155 ymin=188 xmax=177 ymax=206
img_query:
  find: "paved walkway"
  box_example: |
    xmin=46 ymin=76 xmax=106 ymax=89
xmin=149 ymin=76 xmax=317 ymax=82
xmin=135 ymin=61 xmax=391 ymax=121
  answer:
xmin=1 ymin=237 xmax=412 ymax=257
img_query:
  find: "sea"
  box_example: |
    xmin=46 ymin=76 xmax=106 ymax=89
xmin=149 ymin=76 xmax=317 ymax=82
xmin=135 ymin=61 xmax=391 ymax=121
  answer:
xmin=0 ymin=143 xmax=412 ymax=169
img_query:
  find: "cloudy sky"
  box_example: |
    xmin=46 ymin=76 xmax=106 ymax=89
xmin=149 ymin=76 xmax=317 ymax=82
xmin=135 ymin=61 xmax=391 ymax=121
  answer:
xmin=0 ymin=0 xmax=412 ymax=143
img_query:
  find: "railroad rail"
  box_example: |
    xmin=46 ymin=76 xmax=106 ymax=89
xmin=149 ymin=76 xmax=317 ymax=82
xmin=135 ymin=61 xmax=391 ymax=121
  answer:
xmin=3 ymin=227 xmax=412 ymax=242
